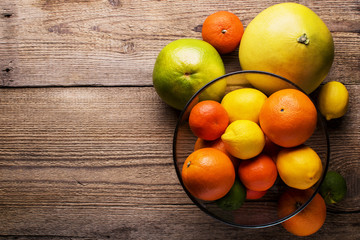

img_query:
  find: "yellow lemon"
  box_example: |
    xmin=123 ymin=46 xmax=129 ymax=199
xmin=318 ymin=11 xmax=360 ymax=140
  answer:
xmin=276 ymin=145 xmax=322 ymax=190
xmin=318 ymin=81 xmax=349 ymax=121
xmin=221 ymin=88 xmax=267 ymax=123
xmin=221 ymin=120 xmax=265 ymax=160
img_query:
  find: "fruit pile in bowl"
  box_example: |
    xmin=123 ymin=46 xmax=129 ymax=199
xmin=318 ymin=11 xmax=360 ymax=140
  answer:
xmin=173 ymin=71 xmax=330 ymax=230
xmin=153 ymin=2 xmax=349 ymax=236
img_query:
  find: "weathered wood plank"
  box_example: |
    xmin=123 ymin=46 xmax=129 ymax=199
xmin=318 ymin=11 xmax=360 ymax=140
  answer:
xmin=0 ymin=0 xmax=359 ymax=86
xmin=0 ymin=0 xmax=359 ymax=238
xmin=0 ymin=205 xmax=359 ymax=239
xmin=0 ymin=86 xmax=359 ymax=239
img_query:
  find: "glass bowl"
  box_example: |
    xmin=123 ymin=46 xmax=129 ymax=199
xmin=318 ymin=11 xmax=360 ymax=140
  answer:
xmin=173 ymin=70 xmax=329 ymax=228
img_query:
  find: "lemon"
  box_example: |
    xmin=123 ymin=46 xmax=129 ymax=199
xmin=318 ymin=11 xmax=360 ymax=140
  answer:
xmin=276 ymin=145 xmax=322 ymax=190
xmin=221 ymin=88 xmax=267 ymax=123
xmin=317 ymin=81 xmax=349 ymax=121
xmin=221 ymin=120 xmax=265 ymax=160
xmin=239 ymin=3 xmax=334 ymax=94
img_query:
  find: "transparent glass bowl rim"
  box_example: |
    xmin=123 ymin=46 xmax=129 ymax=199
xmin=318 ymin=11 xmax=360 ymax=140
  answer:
xmin=172 ymin=70 xmax=330 ymax=228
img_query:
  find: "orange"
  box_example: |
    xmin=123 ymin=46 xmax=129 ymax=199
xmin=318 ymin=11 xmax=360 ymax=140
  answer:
xmin=246 ymin=189 xmax=267 ymax=200
xmin=181 ymin=148 xmax=235 ymax=201
xmin=262 ymin=135 xmax=282 ymax=161
xmin=278 ymin=188 xmax=326 ymax=236
xmin=202 ymin=11 xmax=244 ymax=54
xmin=194 ymin=137 xmax=240 ymax=170
xmin=189 ymin=100 xmax=229 ymax=141
xmin=238 ymin=154 xmax=278 ymax=191
xmin=259 ymin=89 xmax=317 ymax=148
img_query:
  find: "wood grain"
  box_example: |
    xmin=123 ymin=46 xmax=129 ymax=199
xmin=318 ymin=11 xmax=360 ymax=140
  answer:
xmin=0 ymin=0 xmax=359 ymax=239
xmin=0 ymin=0 xmax=359 ymax=86
xmin=0 ymin=87 xmax=359 ymax=239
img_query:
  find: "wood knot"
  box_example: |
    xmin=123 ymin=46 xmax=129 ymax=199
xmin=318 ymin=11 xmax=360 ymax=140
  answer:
xmin=192 ymin=24 xmax=202 ymax=33
xmin=48 ymin=24 xmax=72 ymax=34
xmin=108 ymin=0 xmax=122 ymax=7
xmin=122 ymin=42 xmax=135 ymax=54
xmin=2 ymin=67 xmax=13 ymax=73
xmin=3 ymin=12 xmax=13 ymax=18
xmin=1 ymin=67 xmax=14 ymax=86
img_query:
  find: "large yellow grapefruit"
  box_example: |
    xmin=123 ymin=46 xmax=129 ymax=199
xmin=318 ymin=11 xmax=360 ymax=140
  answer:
xmin=239 ymin=3 xmax=334 ymax=94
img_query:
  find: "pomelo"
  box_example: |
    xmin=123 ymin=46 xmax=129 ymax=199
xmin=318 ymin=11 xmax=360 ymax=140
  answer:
xmin=153 ymin=39 xmax=226 ymax=110
xmin=239 ymin=3 xmax=334 ymax=94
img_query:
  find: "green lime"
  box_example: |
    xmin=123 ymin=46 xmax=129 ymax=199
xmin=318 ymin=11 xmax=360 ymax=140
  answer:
xmin=216 ymin=179 xmax=246 ymax=211
xmin=319 ymin=170 xmax=347 ymax=204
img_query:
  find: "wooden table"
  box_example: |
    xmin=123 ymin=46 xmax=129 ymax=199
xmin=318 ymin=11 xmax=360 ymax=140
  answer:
xmin=0 ymin=0 xmax=359 ymax=239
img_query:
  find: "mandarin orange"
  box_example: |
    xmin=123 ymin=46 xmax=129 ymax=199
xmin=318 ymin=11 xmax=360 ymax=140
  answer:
xmin=194 ymin=137 xmax=240 ymax=170
xmin=238 ymin=154 xmax=277 ymax=191
xmin=246 ymin=189 xmax=267 ymax=200
xmin=262 ymin=135 xmax=282 ymax=160
xmin=181 ymin=148 xmax=235 ymax=201
xmin=202 ymin=11 xmax=244 ymax=54
xmin=189 ymin=100 xmax=229 ymax=141
xmin=278 ymin=188 xmax=326 ymax=236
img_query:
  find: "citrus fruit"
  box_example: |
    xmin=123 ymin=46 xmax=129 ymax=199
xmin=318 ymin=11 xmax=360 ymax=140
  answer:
xmin=262 ymin=135 xmax=282 ymax=160
xmin=276 ymin=145 xmax=322 ymax=190
xmin=189 ymin=100 xmax=229 ymax=141
xmin=246 ymin=189 xmax=267 ymax=200
xmin=221 ymin=88 xmax=267 ymax=123
xmin=153 ymin=38 xmax=226 ymax=110
xmin=278 ymin=188 xmax=326 ymax=236
xmin=202 ymin=11 xmax=244 ymax=54
xmin=194 ymin=137 xmax=225 ymax=152
xmin=238 ymin=154 xmax=278 ymax=191
xmin=319 ymin=170 xmax=347 ymax=204
xmin=259 ymin=89 xmax=317 ymax=148
xmin=317 ymin=81 xmax=349 ymax=121
xmin=216 ymin=179 xmax=246 ymax=211
xmin=194 ymin=138 xmax=240 ymax=170
xmin=181 ymin=148 xmax=235 ymax=201
xmin=239 ymin=2 xmax=334 ymax=94
xmin=221 ymin=120 xmax=265 ymax=160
